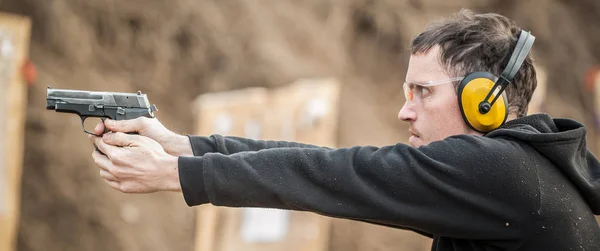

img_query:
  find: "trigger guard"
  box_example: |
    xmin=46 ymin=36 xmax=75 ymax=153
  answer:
xmin=81 ymin=116 xmax=104 ymax=136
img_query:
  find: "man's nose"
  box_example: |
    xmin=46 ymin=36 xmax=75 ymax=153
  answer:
xmin=398 ymin=102 xmax=417 ymax=122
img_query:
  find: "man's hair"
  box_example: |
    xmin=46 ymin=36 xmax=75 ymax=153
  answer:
xmin=411 ymin=9 xmax=537 ymax=117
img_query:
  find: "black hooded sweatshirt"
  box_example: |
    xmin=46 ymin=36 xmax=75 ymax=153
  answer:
xmin=178 ymin=113 xmax=600 ymax=251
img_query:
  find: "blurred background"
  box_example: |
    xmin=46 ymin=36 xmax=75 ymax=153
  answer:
xmin=0 ymin=0 xmax=599 ymax=251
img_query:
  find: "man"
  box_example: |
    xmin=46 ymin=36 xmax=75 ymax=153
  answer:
xmin=89 ymin=9 xmax=600 ymax=251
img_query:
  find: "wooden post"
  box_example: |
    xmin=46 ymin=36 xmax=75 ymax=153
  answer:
xmin=192 ymin=78 xmax=340 ymax=251
xmin=0 ymin=12 xmax=31 ymax=251
xmin=193 ymin=87 xmax=269 ymax=251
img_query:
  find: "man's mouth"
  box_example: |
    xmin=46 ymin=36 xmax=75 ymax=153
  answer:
xmin=408 ymin=127 xmax=421 ymax=147
xmin=409 ymin=128 xmax=420 ymax=138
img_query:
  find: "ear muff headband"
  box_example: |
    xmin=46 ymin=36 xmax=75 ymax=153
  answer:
xmin=459 ymin=30 xmax=535 ymax=133
xmin=479 ymin=30 xmax=536 ymax=113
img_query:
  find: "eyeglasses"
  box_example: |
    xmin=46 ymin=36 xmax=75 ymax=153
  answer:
xmin=403 ymin=77 xmax=465 ymax=102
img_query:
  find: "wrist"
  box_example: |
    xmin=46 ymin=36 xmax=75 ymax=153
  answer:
xmin=166 ymin=134 xmax=194 ymax=157
xmin=162 ymin=155 xmax=182 ymax=192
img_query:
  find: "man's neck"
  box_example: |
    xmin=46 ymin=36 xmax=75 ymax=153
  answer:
xmin=506 ymin=113 xmax=518 ymax=123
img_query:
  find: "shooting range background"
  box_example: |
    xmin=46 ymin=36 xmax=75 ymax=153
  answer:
xmin=0 ymin=0 xmax=598 ymax=250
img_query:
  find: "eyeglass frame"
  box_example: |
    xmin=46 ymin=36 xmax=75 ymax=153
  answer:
xmin=403 ymin=77 xmax=465 ymax=102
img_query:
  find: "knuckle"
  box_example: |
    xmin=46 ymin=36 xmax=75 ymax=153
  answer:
xmin=139 ymin=117 xmax=151 ymax=128
xmin=102 ymin=133 xmax=112 ymax=143
xmin=139 ymin=116 xmax=148 ymax=124
xmin=109 ymin=150 xmax=122 ymax=162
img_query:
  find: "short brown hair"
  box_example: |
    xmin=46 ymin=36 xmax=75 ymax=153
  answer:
xmin=411 ymin=9 xmax=537 ymax=117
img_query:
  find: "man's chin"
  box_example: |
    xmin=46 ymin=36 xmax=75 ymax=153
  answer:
xmin=408 ymin=135 xmax=424 ymax=147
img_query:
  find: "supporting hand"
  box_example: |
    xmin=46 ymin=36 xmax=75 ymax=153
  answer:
xmin=89 ymin=132 xmax=181 ymax=193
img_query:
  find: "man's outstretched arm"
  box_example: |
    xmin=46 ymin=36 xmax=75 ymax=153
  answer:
xmin=177 ymin=135 xmax=537 ymax=240
xmin=90 ymin=131 xmax=535 ymax=241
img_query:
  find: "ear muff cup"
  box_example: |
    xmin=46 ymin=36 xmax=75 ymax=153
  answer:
xmin=458 ymin=72 xmax=508 ymax=133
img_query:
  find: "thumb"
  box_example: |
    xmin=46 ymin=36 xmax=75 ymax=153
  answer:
xmin=105 ymin=118 xmax=144 ymax=133
xmin=103 ymin=132 xmax=136 ymax=147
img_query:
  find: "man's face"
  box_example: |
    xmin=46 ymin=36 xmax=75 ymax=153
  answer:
xmin=398 ymin=46 xmax=478 ymax=147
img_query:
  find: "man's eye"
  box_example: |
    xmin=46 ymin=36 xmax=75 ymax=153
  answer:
xmin=420 ymin=87 xmax=431 ymax=98
xmin=415 ymin=86 xmax=431 ymax=99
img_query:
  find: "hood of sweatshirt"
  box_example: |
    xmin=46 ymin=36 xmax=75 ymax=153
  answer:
xmin=486 ymin=113 xmax=600 ymax=215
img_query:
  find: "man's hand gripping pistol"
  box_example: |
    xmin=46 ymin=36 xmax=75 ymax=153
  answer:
xmin=46 ymin=87 xmax=158 ymax=151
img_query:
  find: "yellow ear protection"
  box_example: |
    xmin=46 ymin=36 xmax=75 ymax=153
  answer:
xmin=457 ymin=30 xmax=536 ymax=133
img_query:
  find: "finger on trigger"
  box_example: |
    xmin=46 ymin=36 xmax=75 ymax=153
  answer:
xmin=94 ymin=121 xmax=105 ymax=135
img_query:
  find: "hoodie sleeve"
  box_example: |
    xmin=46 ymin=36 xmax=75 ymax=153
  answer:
xmin=186 ymin=135 xmax=330 ymax=156
xmin=178 ymin=134 xmax=539 ymax=240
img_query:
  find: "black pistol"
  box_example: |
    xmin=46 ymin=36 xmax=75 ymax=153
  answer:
xmin=46 ymin=86 xmax=158 ymax=136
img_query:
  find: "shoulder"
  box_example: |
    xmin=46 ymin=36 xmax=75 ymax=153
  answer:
xmin=417 ymin=134 xmax=541 ymax=207
xmin=415 ymin=134 xmax=539 ymax=182
xmin=419 ymin=134 xmax=530 ymax=164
